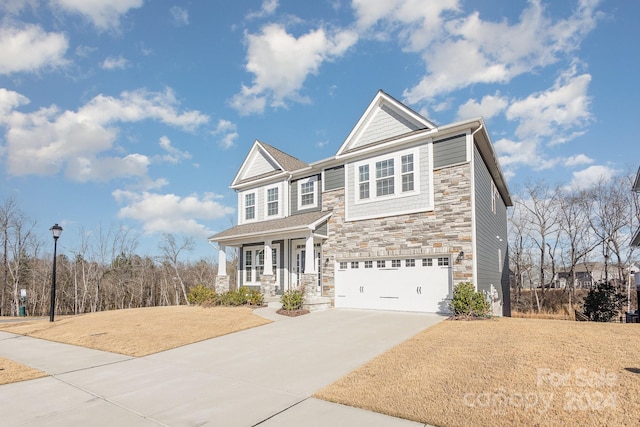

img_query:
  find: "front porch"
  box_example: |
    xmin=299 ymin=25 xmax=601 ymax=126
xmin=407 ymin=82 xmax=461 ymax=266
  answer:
xmin=209 ymin=211 xmax=333 ymax=311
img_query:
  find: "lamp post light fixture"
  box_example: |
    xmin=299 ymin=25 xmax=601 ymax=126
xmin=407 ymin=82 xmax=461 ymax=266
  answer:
xmin=49 ymin=224 xmax=63 ymax=322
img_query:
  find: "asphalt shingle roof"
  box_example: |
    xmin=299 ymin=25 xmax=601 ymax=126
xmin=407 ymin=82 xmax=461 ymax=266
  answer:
xmin=209 ymin=210 xmax=331 ymax=242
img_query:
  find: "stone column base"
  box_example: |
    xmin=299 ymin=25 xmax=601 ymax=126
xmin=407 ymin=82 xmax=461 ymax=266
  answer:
xmin=260 ymin=274 xmax=276 ymax=296
xmin=215 ymin=276 xmax=230 ymax=294
xmin=301 ymin=273 xmax=319 ymax=297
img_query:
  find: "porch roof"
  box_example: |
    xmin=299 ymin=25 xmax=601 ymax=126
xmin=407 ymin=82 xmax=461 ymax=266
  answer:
xmin=208 ymin=210 xmax=332 ymax=244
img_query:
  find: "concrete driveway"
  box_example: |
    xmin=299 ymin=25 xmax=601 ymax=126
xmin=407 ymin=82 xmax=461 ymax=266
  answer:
xmin=0 ymin=308 xmax=444 ymax=426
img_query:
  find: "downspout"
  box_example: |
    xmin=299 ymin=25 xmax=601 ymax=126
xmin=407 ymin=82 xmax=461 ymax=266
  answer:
xmin=285 ymin=172 xmax=293 ymax=291
xmin=469 ymin=123 xmax=484 ymax=292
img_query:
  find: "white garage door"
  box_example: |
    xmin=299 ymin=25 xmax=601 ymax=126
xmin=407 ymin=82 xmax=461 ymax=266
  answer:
xmin=334 ymin=257 xmax=452 ymax=313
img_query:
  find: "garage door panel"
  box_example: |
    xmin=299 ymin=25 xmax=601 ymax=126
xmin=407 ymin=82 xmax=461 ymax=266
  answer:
xmin=335 ymin=259 xmax=452 ymax=313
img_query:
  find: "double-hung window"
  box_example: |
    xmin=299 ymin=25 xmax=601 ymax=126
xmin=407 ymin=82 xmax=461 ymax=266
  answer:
xmin=267 ymin=187 xmax=278 ymax=216
xmin=401 ymin=154 xmax=414 ymax=192
xmin=359 ymin=165 xmax=370 ymax=200
xmin=353 ymin=147 xmax=420 ymax=204
xmin=245 ymin=250 xmax=252 ymax=282
xmin=375 ymin=159 xmax=394 ymax=196
xmin=245 ymin=193 xmax=255 ymax=220
xmin=298 ymin=176 xmax=318 ymax=209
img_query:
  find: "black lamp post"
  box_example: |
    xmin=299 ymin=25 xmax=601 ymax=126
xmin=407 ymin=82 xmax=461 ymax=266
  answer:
xmin=49 ymin=224 xmax=63 ymax=322
xmin=604 ymin=239 xmax=610 ymax=286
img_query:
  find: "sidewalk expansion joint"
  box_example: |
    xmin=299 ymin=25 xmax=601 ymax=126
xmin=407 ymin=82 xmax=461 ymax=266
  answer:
xmin=52 ymin=374 xmax=169 ymax=426
xmin=251 ymin=397 xmax=309 ymax=426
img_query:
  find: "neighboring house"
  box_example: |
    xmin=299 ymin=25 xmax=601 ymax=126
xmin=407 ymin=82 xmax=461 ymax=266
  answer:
xmin=553 ymin=262 xmax=612 ymax=289
xmin=209 ymin=91 xmax=512 ymax=316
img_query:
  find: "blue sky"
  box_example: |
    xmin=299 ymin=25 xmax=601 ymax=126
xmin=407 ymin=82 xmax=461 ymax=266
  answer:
xmin=0 ymin=0 xmax=637 ymax=260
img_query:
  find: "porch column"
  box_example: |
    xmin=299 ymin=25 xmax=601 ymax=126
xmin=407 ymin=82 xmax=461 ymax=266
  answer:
xmin=215 ymin=244 xmax=230 ymax=294
xmin=217 ymin=244 xmax=227 ymax=276
xmin=304 ymin=233 xmax=315 ymax=274
xmin=264 ymin=240 xmax=273 ymax=275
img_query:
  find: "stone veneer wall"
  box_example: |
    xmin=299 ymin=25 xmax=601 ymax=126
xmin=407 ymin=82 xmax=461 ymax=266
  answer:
xmin=321 ymin=162 xmax=474 ymax=298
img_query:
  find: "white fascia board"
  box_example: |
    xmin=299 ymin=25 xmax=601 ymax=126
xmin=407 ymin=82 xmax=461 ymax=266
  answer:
xmin=307 ymin=212 xmax=332 ymax=230
xmin=230 ymin=140 xmax=262 ymax=187
xmin=211 ymin=227 xmax=320 ymax=246
xmin=335 ymin=127 xmax=439 ymax=162
xmin=231 ymin=171 xmax=290 ymax=191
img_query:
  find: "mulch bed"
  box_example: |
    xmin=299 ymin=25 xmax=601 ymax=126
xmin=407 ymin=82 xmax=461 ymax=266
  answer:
xmin=276 ymin=309 xmax=310 ymax=317
xmin=447 ymin=314 xmax=493 ymax=321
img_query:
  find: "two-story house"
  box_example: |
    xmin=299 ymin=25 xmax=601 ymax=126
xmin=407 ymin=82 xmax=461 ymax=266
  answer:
xmin=209 ymin=90 xmax=512 ymax=316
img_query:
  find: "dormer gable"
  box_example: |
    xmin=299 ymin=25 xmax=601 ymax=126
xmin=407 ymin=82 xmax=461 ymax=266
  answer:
xmin=336 ymin=90 xmax=436 ymax=156
xmin=231 ymin=140 xmax=309 ymax=188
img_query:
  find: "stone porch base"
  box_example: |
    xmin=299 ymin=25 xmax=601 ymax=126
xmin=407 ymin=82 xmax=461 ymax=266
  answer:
xmin=303 ymin=296 xmax=332 ymax=312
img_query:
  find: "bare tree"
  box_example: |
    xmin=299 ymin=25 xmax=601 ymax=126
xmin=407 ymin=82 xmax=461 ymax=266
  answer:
xmin=588 ymin=174 xmax=635 ymax=287
xmin=516 ymin=182 xmax=561 ymax=310
xmin=158 ymin=233 xmax=194 ymax=305
xmin=5 ymin=208 xmax=38 ymax=316
xmin=556 ymin=187 xmax=601 ymax=307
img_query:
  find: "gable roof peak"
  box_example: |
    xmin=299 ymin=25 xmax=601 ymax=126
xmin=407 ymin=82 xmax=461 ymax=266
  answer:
xmin=231 ymin=139 xmax=309 ymax=188
xmin=336 ymin=90 xmax=437 ymax=156
xmin=258 ymin=140 xmax=309 ymax=172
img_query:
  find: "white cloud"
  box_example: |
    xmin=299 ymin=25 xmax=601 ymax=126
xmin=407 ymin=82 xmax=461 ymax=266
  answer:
xmin=49 ymin=0 xmax=144 ymax=31
xmin=230 ymin=24 xmax=358 ymax=114
xmin=456 ymin=93 xmax=508 ymax=121
xmin=158 ymin=135 xmax=191 ymax=163
xmin=212 ymin=119 xmax=238 ymax=149
xmin=564 ymin=153 xmax=593 ymax=167
xmin=170 ymin=6 xmax=189 ymax=26
xmin=79 ymin=88 xmax=209 ymax=130
xmin=101 ymin=55 xmax=128 ymax=70
xmin=377 ymin=0 xmax=602 ymax=104
xmin=66 ymin=153 xmax=150 ymax=182
xmin=494 ymin=137 xmax=540 ymax=169
xmin=566 ymin=165 xmax=617 ymax=190
xmin=0 ymin=88 xmax=30 ymax=119
xmin=0 ymin=23 xmax=68 ymax=74
xmin=0 ymin=88 xmax=209 ymax=181
xmin=352 ymin=0 xmax=458 ymax=46
xmin=246 ymin=0 xmax=279 ymax=20
xmin=506 ymin=67 xmax=592 ymax=140
xmin=113 ymin=190 xmax=235 ymax=236
xmin=75 ymin=45 xmax=97 ymax=57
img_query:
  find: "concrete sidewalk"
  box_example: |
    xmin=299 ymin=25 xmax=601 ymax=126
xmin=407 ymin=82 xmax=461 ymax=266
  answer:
xmin=0 ymin=308 xmax=443 ymax=426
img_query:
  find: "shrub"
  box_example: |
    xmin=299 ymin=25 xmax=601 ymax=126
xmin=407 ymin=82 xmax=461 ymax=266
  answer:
xmin=280 ymin=289 xmax=304 ymax=311
xmin=449 ymin=282 xmax=490 ymax=317
xmin=583 ymin=281 xmax=627 ymax=322
xmin=219 ymin=288 xmax=247 ymax=306
xmin=245 ymin=288 xmax=264 ymax=306
xmin=187 ymin=284 xmax=217 ymax=305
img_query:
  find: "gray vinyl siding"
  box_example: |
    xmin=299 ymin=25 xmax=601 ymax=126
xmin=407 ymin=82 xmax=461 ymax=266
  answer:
xmin=474 ymin=144 xmax=510 ymax=315
xmin=433 ymin=134 xmax=467 ymax=169
xmin=350 ymin=104 xmax=422 ymax=149
xmin=316 ymin=221 xmax=328 ymax=236
xmin=324 ymin=165 xmax=345 ymax=190
xmin=290 ymin=174 xmax=322 ymax=215
xmin=346 ymin=144 xmax=432 ymax=220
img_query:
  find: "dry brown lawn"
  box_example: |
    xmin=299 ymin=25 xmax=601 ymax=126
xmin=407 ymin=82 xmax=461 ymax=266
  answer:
xmin=0 ymin=305 xmax=270 ymax=358
xmin=0 ymin=357 xmax=46 ymax=385
xmin=315 ymin=317 xmax=640 ymax=427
